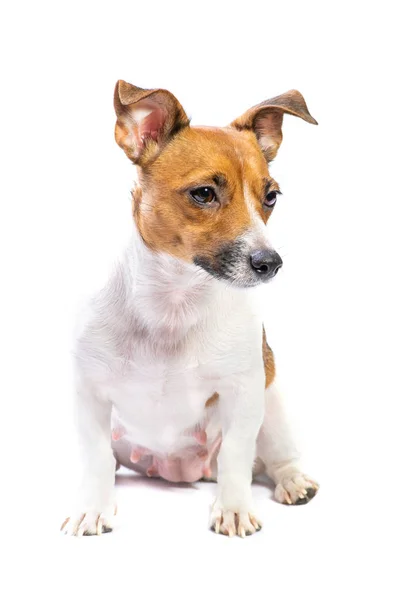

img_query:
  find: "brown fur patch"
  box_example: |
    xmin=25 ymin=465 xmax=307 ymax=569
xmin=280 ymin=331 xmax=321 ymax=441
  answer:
xmin=131 ymin=184 xmax=142 ymax=216
xmin=134 ymin=126 xmax=273 ymax=263
xmin=262 ymin=327 xmax=276 ymax=388
xmin=205 ymin=392 xmax=219 ymax=409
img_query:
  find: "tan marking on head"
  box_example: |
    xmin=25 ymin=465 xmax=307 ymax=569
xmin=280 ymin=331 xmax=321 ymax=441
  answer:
xmin=134 ymin=126 xmax=271 ymax=262
xmin=262 ymin=327 xmax=276 ymax=388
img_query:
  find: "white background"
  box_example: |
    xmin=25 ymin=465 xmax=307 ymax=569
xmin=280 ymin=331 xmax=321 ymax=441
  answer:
xmin=1 ymin=1 xmax=399 ymax=599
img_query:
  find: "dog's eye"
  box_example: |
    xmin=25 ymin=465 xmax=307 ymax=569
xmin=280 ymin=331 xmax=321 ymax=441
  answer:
xmin=190 ymin=187 xmax=216 ymax=205
xmin=264 ymin=190 xmax=280 ymax=208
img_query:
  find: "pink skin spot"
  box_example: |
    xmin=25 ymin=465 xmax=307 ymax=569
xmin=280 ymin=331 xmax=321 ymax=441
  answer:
xmin=203 ymin=465 xmax=212 ymax=479
xmin=112 ymin=427 xmax=125 ymax=442
xmin=130 ymin=446 xmax=150 ymax=464
xmin=184 ymin=423 xmax=207 ymax=445
xmin=193 ymin=429 xmax=207 ymax=445
xmin=146 ymin=460 xmax=159 ymax=477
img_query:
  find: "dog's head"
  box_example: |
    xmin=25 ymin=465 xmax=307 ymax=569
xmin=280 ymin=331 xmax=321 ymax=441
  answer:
xmin=114 ymin=80 xmax=317 ymax=288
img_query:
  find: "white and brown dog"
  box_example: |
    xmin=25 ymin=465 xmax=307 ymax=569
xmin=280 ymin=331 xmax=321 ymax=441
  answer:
xmin=62 ymin=80 xmax=319 ymax=537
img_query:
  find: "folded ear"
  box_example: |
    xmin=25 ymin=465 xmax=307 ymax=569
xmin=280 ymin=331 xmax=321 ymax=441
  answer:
xmin=231 ymin=90 xmax=317 ymax=162
xmin=114 ymin=80 xmax=190 ymax=164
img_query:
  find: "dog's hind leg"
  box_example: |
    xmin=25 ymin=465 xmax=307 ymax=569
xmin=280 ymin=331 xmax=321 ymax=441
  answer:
xmin=256 ymin=379 xmax=319 ymax=505
xmin=256 ymin=333 xmax=319 ymax=505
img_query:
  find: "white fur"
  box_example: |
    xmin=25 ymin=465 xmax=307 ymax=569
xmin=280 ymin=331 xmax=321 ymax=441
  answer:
xmin=244 ymin=183 xmax=267 ymax=237
xmin=243 ymin=183 xmax=273 ymax=246
xmin=63 ymin=223 xmax=318 ymax=536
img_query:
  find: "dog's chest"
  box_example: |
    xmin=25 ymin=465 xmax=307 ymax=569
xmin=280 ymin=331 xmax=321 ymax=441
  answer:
xmin=80 ymin=268 xmax=260 ymax=455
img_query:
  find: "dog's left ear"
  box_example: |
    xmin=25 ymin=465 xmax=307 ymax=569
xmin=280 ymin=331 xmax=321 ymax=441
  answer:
xmin=231 ymin=90 xmax=317 ymax=162
xmin=114 ymin=80 xmax=190 ymax=164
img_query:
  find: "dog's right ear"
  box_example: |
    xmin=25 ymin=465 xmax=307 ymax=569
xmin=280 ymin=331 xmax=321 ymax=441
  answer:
xmin=114 ymin=80 xmax=190 ymax=165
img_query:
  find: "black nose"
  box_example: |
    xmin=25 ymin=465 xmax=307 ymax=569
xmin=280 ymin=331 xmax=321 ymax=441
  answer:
xmin=250 ymin=249 xmax=283 ymax=278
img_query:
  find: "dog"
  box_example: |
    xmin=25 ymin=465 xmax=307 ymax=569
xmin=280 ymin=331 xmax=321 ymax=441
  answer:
xmin=61 ymin=80 xmax=319 ymax=537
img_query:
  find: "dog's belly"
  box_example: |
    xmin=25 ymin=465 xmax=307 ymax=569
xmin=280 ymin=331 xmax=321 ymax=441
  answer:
xmin=112 ymin=431 xmax=221 ymax=483
xmin=107 ymin=360 xmax=221 ymax=481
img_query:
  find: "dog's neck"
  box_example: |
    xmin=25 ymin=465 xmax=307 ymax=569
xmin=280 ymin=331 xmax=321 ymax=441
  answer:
xmin=118 ymin=222 xmax=220 ymax=342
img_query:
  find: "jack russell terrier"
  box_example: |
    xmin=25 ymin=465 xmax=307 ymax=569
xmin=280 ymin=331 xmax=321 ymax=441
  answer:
xmin=61 ymin=80 xmax=319 ymax=537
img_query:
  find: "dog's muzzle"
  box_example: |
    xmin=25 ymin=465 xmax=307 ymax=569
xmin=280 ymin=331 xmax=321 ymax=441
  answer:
xmin=194 ymin=241 xmax=283 ymax=288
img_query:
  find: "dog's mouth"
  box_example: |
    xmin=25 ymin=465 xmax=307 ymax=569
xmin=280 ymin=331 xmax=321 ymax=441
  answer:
xmin=193 ymin=241 xmax=282 ymax=289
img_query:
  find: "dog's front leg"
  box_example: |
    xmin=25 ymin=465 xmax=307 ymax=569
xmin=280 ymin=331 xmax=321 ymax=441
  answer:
xmin=210 ymin=369 xmax=265 ymax=537
xmin=62 ymin=380 xmax=116 ymax=536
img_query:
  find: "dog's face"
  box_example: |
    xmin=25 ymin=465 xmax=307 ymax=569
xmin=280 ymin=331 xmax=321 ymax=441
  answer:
xmin=114 ymin=81 xmax=317 ymax=288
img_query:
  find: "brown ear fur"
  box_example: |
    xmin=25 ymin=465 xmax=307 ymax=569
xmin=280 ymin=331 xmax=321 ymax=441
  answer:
xmin=114 ymin=80 xmax=190 ymax=164
xmin=231 ymin=90 xmax=317 ymax=161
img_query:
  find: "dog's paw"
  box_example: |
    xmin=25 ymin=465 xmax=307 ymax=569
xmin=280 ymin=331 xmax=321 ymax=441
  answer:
xmin=210 ymin=501 xmax=262 ymax=537
xmin=61 ymin=506 xmax=116 ymax=536
xmin=275 ymin=473 xmax=319 ymax=506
